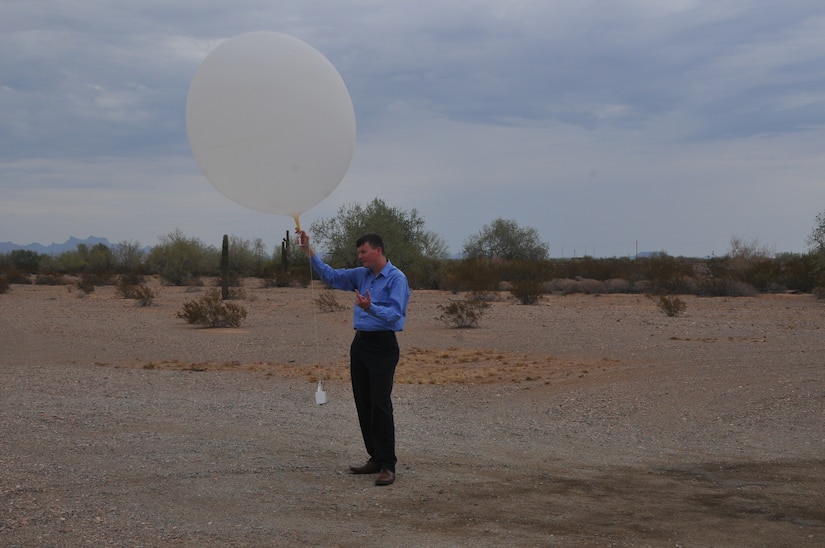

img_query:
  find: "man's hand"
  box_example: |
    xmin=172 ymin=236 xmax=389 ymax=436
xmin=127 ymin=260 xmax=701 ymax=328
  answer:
xmin=355 ymin=289 xmax=371 ymax=310
xmin=296 ymin=229 xmax=314 ymax=257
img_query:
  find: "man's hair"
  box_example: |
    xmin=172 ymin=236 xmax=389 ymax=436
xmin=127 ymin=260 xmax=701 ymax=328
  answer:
xmin=356 ymin=233 xmax=385 ymax=254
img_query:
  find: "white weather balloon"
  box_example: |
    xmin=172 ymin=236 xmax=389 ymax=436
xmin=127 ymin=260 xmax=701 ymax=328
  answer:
xmin=186 ymin=32 xmax=356 ymax=228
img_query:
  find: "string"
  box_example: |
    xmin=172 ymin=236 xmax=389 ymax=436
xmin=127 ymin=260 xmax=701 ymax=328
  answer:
xmin=293 ymin=223 xmax=324 ymax=395
xmin=306 ymin=244 xmax=323 ymax=386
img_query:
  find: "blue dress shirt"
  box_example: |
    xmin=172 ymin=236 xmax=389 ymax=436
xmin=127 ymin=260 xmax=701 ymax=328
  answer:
xmin=310 ymin=255 xmax=410 ymax=332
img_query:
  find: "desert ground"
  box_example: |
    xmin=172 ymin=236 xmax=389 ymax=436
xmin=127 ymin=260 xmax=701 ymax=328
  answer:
xmin=1 ymin=278 xmax=824 ymax=546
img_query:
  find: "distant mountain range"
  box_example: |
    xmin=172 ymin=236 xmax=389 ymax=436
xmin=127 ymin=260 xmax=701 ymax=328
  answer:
xmin=0 ymin=236 xmax=116 ymax=255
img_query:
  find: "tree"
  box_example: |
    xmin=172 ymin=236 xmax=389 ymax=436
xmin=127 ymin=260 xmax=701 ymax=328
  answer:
xmin=309 ymin=198 xmax=448 ymax=270
xmin=807 ymin=210 xmax=825 ymax=290
xmin=146 ymin=229 xmax=218 ymax=285
xmin=87 ymin=243 xmax=116 ymax=275
xmin=114 ymin=240 xmax=146 ymax=273
xmin=808 ymin=210 xmax=825 ymax=255
xmin=462 ymin=218 xmax=549 ymax=261
xmin=6 ymin=249 xmax=42 ymax=273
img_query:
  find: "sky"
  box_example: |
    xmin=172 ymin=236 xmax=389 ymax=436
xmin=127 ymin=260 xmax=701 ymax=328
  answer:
xmin=2 ymin=0 xmax=824 ymax=259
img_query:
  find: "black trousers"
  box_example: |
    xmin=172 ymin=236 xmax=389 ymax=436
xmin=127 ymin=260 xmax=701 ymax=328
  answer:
xmin=350 ymin=331 xmax=399 ymax=472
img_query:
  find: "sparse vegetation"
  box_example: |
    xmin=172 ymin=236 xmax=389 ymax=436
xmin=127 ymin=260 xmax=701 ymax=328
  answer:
xmin=5 ymin=208 xmax=825 ymax=299
xmin=34 ymin=273 xmax=67 ymax=286
xmin=657 ymin=294 xmax=687 ymax=317
xmin=437 ymin=292 xmax=491 ymax=328
xmin=77 ymin=273 xmax=97 ymax=294
xmin=218 ymin=285 xmax=246 ymax=300
xmin=314 ymin=290 xmax=346 ymax=312
xmin=115 ymin=276 xmax=155 ymax=306
xmin=510 ymin=279 xmax=543 ymax=305
xmin=177 ymin=289 xmax=247 ymax=328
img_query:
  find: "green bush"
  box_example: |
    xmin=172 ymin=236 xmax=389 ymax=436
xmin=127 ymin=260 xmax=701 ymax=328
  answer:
xmin=177 ymin=289 xmax=247 ymax=328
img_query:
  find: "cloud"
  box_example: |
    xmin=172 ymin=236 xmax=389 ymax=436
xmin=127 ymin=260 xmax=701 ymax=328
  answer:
xmin=1 ymin=0 xmax=824 ymax=257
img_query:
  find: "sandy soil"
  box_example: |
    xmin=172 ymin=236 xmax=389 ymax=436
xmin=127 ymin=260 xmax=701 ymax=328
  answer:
xmin=1 ymin=279 xmax=824 ymax=546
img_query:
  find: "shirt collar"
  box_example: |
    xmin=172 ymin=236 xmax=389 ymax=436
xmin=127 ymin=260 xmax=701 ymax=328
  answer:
xmin=374 ymin=259 xmax=393 ymax=278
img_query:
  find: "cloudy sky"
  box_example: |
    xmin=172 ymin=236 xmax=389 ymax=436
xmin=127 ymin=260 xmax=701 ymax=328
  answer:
xmin=2 ymin=1 xmax=824 ymax=258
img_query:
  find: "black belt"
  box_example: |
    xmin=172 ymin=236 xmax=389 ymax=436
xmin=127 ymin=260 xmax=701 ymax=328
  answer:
xmin=354 ymin=330 xmax=395 ymax=338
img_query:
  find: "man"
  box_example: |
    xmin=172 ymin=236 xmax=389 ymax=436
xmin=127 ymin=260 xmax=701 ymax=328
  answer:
xmin=297 ymin=230 xmax=410 ymax=486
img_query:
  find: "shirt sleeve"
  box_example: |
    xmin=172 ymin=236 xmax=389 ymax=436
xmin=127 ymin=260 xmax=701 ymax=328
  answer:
xmin=310 ymin=255 xmax=358 ymax=291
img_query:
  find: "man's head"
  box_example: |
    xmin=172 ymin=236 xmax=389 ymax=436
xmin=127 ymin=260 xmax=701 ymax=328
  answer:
xmin=356 ymin=233 xmax=384 ymax=254
xmin=356 ymin=233 xmax=387 ymax=273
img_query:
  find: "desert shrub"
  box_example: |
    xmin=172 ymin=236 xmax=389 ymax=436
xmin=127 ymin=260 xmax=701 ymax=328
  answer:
xmin=177 ymin=289 xmax=247 ymax=328
xmin=510 ymin=279 xmax=543 ymax=304
xmin=0 ymin=266 xmax=30 ymax=285
xmin=472 ymin=290 xmax=498 ymax=302
xmin=657 ymin=294 xmax=686 ymax=317
xmin=0 ymin=274 xmax=9 ymax=294
xmin=643 ymin=254 xmax=695 ymax=293
xmin=813 ymin=286 xmax=825 ymax=300
xmin=576 ymin=278 xmax=608 ymax=294
xmin=543 ymin=277 xmax=607 ymax=295
xmin=77 ymin=273 xmax=96 ymax=294
xmin=697 ymin=276 xmax=757 ymax=297
xmin=554 ymin=256 xmax=637 ymax=281
xmin=116 ymin=272 xmax=145 ymax=287
xmin=131 ymin=285 xmax=155 ymax=306
xmin=222 ymin=286 xmax=246 ymax=300
xmin=437 ymin=293 xmax=491 ymax=328
xmin=34 ymin=273 xmax=67 ymax=285
xmin=543 ymin=278 xmax=575 ymax=295
xmin=115 ymin=277 xmax=155 ymax=305
xmin=315 ymin=290 xmax=346 ymax=312
xmin=603 ymin=278 xmax=635 ymax=293
xmin=443 ymin=258 xmax=500 ymax=292
xmin=86 ymin=243 xmax=116 ymax=277
xmin=116 ymin=284 xmax=155 ymax=306
xmin=222 ymin=235 xmax=269 ymax=279
xmin=774 ymin=252 xmax=819 ymax=293
xmin=270 ymin=270 xmax=310 ymax=288
xmin=405 ymin=255 xmax=446 ymax=290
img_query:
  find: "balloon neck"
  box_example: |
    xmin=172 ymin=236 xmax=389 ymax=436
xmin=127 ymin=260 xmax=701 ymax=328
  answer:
xmin=292 ymin=215 xmax=301 ymax=232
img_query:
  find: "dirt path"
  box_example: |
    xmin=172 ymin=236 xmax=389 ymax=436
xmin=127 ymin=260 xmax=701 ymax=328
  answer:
xmin=1 ymin=283 xmax=824 ymax=545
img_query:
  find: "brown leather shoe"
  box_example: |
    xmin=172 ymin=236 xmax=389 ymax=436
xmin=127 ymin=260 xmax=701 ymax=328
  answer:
xmin=375 ymin=469 xmax=395 ymax=486
xmin=349 ymin=460 xmax=380 ymax=474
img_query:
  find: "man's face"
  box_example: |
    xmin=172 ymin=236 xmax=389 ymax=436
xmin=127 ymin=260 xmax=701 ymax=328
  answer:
xmin=357 ymin=242 xmax=381 ymax=269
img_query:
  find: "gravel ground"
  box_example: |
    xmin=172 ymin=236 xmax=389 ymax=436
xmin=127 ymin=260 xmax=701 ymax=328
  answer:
xmin=1 ymin=281 xmax=824 ymax=546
